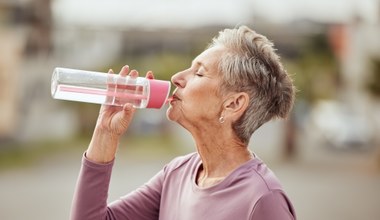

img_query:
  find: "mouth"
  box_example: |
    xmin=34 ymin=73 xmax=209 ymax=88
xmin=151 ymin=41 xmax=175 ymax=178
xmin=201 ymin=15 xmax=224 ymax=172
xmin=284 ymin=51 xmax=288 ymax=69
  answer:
xmin=170 ymin=94 xmax=180 ymax=103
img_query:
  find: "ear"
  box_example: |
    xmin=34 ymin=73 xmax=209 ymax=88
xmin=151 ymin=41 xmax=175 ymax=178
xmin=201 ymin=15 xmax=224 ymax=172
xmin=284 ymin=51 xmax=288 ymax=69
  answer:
xmin=223 ymin=92 xmax=249 ymax=121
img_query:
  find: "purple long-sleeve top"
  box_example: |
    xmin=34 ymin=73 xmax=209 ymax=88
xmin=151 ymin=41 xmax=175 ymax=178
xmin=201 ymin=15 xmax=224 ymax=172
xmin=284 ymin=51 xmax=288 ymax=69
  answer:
xmin=70 ymin=152 xmax=296 ymax=220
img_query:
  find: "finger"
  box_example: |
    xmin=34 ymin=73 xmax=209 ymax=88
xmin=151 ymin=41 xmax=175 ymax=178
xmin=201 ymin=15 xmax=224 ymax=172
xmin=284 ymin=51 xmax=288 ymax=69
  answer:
xmin=129 ymin=69 xmax=139 ymax=79
xmin=146 ymin=71 xmax=154 ymax=79
xmin=105 ymin=69 xmax=116 ymax=104
xmin=120 ymin=65 xmax=129 ymax=76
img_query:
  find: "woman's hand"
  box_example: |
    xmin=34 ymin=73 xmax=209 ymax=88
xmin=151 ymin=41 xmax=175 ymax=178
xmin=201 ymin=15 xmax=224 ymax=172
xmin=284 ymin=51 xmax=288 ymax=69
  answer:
xmin=86 ymin=65 xmax=154 ymax=163
xmin=96 ymin=66 xmax=137 ymax=137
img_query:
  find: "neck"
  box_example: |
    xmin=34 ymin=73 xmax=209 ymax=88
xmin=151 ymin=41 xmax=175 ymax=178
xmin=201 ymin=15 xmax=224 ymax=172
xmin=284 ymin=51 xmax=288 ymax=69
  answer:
xmin=192 ymin=127 xmax=253 ymax=180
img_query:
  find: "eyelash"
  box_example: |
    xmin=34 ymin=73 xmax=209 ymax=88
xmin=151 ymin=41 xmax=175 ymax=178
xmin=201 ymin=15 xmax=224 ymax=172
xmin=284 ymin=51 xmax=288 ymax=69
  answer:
xmin=195 ymin=70 xmax=204 ymax=77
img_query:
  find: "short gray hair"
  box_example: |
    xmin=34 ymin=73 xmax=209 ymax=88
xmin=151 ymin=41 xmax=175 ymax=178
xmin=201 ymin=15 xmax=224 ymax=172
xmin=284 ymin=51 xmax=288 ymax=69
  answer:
xmin=209 ymin=26 xmax=295 ymax=144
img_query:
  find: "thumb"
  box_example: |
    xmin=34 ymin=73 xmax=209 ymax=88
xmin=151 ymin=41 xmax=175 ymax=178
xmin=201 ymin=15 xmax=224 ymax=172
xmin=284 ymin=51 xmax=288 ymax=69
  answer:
xmin=121 ymin=103 xmax=136 ymax=122
xmin=123 ymin=103 xmax=135 ymax=112
xmin=113 ymin=103 xmax=136 ymax=135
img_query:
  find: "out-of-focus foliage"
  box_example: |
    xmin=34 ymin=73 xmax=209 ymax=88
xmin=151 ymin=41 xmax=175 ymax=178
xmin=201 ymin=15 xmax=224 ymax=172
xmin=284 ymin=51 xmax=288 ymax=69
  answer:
xmin=366 ymin=58 xmax=380 ymax=98
xmin=285 ymin=33 xmax=340 ymax=103
xmin=108 ymin=52 xmax=195 ymax=81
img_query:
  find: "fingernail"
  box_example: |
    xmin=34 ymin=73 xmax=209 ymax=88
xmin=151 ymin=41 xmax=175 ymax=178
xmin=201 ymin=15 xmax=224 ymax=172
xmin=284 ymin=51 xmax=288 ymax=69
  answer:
xmin=147 ymin=71 xmax=154 ymax=79
xmin=131 ymin=70 xmax=138 ymax=75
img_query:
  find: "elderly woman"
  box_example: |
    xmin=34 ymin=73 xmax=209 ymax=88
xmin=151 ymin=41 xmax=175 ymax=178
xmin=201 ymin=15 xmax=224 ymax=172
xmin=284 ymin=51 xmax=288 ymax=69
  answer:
xmin=71 ymin=26 xmax=296 ymax=220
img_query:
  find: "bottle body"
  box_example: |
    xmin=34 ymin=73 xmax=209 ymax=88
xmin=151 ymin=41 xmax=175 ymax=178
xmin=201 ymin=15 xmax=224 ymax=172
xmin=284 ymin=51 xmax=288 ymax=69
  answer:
xmin=51 ymin=67 xmax=170 ymax=109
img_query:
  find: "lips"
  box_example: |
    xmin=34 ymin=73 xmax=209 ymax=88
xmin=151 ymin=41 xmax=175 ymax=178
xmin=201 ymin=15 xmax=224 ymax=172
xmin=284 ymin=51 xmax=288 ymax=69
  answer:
xmin=169 ymin=93 xmax=181 ymax=104
xmin=172 ymin=94 xmax=180 ymax=101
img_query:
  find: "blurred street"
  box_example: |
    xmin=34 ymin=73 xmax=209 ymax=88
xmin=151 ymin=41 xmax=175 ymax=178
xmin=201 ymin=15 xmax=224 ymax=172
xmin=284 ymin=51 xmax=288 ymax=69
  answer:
xmin=0 ymin=134 xmax=379 ymax=220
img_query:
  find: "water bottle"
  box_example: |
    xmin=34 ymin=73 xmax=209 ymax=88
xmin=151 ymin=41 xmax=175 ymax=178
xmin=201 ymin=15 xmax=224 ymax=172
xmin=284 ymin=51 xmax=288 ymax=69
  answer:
xmin=51 ymin=67 xmax=171 ymax=109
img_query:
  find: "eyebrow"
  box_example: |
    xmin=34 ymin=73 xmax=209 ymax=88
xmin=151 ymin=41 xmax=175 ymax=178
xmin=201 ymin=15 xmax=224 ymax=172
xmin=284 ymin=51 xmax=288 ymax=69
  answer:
xmin=191 ymin=60 xmax=209 ymax=72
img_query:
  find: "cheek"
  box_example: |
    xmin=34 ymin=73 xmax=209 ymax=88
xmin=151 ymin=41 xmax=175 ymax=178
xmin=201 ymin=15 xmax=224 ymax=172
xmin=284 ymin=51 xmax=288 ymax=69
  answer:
xmin=167 ymin=80 xmax=222 ymax=122
xmin=185 ymin=87 xmax=221 ymax=115
xmin=188 ymin=82 xmax=218 ymax=101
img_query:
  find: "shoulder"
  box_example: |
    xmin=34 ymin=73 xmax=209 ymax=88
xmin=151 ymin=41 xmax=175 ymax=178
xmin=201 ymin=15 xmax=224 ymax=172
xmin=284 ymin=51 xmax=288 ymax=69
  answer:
xmin=226 ymin=157 xmax=292 ymax=208
xmin=238 ymin=157 xmax=284 ymax=192
xmin=163 ymin=152 xmax=199 ymax=173
xmin=239 ymin=158 xmax=296 ymax=219
xmin=250 ymin=190 xmax=296 ymax=220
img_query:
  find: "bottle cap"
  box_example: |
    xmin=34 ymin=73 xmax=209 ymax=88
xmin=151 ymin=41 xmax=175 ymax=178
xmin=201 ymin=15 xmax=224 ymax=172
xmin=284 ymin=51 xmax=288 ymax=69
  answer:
xmin=146 ymin=79 xmax=171 ymax=109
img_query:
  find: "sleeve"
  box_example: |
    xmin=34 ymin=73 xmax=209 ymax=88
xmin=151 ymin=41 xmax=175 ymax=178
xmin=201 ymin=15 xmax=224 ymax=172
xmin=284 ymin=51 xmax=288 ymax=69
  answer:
xmin=107 ymin=169 xmax=164 ymax=219
xmin=70 ymin=153 xmax=164 ymax=220
xmin=250 ymin=190 xmax=296 ymax=220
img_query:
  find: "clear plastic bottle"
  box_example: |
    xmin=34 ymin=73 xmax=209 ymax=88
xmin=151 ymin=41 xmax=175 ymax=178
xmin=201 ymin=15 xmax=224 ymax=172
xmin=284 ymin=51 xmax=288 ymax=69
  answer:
xmin=51 ymin=67 xmax=171 ymax=109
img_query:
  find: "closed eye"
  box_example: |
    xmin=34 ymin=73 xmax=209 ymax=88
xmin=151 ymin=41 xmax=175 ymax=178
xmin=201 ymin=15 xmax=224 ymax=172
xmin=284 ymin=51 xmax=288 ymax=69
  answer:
xmin=195 ymin=72 xmax=203 ymax=77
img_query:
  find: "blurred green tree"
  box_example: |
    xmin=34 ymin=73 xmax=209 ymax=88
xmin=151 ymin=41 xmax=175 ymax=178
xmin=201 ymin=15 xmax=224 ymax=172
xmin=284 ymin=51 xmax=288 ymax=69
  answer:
xmin=366 ymin=58 xmax=380 ymax=99
xmin=284 ymin=33 xmax=340 ymax=103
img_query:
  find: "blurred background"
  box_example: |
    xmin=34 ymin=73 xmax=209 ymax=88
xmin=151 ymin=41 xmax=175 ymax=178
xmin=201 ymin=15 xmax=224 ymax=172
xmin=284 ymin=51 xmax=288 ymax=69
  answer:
xmin=1 ymin=0 xmax=380 ymax=219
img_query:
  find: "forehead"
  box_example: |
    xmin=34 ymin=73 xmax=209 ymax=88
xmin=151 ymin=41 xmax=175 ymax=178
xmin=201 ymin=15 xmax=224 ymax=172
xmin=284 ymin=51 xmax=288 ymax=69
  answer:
xmin=192 ymin=46 xmax=225 ymax=69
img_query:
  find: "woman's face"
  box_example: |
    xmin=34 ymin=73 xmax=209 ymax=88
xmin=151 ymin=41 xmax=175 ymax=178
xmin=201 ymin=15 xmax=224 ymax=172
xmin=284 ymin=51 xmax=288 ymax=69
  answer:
xmin=167 ymin=46 xmax=226 ymax=129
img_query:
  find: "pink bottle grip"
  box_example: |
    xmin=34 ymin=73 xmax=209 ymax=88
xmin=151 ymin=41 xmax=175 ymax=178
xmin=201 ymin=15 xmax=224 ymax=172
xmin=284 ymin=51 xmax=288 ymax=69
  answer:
xmin=146 ymin=79 xmax=171 ymax=109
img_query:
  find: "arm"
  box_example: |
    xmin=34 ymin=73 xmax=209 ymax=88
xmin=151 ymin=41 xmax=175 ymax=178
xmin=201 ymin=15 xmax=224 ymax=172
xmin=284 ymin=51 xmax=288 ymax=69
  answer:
xmin=70 ymin=66 xmax=158 ymax=220
xmin=107 ymin=169 xmax=164 ymax=219
xmin=250 ymin=191 xmax=296 ymax=220
xmin=70 ymin=155 xmax=163 ymax=220
xmin=70 ymin=155 xmax=114 ymax=220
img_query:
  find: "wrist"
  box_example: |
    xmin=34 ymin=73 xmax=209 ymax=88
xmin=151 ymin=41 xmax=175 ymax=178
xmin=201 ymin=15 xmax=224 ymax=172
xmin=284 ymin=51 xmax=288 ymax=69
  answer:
xmin=86 ymin=129 xmax=121 ymax=164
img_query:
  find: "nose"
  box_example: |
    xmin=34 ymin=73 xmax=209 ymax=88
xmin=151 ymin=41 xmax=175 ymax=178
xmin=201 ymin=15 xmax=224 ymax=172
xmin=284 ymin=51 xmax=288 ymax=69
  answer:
xmin=171 ymin=70 xmax=186 ymax=88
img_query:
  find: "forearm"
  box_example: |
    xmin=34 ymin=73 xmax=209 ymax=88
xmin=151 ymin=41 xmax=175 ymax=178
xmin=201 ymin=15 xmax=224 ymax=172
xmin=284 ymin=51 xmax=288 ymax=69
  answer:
xmin=87 ymin=128 xmax=121 ymax=164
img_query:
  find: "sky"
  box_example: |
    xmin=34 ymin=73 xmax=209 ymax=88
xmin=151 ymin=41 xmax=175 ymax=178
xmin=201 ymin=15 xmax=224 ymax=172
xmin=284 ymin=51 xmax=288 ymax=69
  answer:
xmin=252 ymin=0 xmax=379 ymax=24
xmin=52 ymin=0 xmax=379 ymax=28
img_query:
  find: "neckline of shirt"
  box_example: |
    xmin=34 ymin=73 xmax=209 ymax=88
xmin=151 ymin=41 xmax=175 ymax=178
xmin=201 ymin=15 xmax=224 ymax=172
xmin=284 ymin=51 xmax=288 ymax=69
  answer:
xmin=191 ymin=153 xmax=261 ymax=193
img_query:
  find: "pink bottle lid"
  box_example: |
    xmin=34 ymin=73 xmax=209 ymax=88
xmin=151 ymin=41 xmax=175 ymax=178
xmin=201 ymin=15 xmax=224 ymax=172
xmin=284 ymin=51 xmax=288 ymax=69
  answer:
xmin=146 ymin=79 xmax=171 ymax=109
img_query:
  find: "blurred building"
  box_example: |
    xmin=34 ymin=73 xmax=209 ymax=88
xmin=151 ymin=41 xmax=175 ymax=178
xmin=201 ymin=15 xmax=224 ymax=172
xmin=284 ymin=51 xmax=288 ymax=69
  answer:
xmin=0 ymin=0 xmax=28 ymax=140
xmin=0 ymin=0 xmax=379 ymax=156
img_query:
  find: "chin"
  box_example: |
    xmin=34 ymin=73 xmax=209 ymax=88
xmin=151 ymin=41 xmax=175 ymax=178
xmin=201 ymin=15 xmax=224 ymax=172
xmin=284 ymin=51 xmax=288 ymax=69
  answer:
xmin=166 ymin=106 xmax=177 ymax=122
xmin=167 ymin=105 xmax=185 ymax=126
